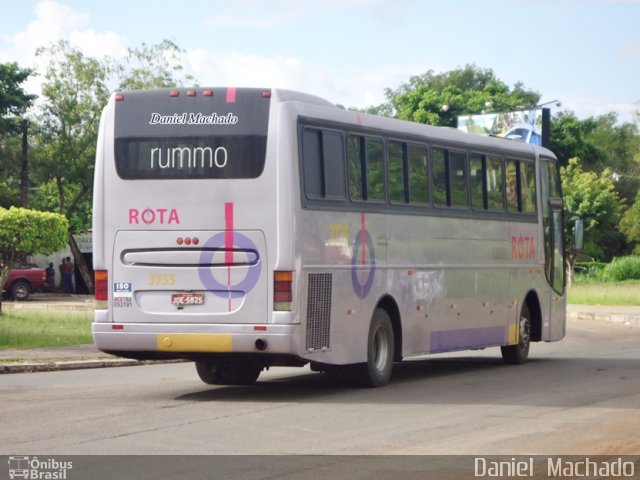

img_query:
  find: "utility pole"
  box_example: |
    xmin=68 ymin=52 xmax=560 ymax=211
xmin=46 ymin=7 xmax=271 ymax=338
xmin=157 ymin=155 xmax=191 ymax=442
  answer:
xmin=20 ymin=119 xmax=28 ymax=208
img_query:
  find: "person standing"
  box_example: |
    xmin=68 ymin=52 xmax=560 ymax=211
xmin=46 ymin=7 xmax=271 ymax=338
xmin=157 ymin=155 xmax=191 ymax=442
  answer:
xmin=45 ymin=262 xmax=55 ymax=292
xmin=63 ymin=256 xmax=74 ymax=293
xmin=59 ymin=257 xmax=74 ymax=293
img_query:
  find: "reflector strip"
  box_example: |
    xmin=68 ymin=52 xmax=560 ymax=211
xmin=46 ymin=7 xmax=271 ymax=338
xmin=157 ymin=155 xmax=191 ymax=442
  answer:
xmin=226 ymin=87 xmax=237 ymax=103
xmin=508 ymin=323 xmax=519 ymax=345
xmin=156 ymin=333 xmax=232 ymax=352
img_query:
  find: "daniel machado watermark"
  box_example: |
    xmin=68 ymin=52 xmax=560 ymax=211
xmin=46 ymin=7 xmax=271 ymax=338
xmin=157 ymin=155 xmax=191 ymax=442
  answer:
xmin=7 ymin=456 xmax=73 ymax=480
xmin=474 ymin=456 xmax=637 ymax=478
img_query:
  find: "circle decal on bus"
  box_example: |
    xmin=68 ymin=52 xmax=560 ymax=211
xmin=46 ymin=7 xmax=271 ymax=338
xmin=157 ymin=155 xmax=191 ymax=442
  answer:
xmin=198 ymin=232 xmax=262 ymax=298
xmin=351 ymin=215 xmax=376 ymax=299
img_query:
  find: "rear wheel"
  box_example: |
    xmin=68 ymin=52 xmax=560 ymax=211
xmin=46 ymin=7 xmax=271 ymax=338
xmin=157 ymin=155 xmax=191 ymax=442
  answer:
xmin=501 ymin=303 xmax=531 ymax=365
xmin=195 ymin=361 xmax=262 ymax=385
xmin=358 ymin=308 xmax=394 ymax=387
xmin=195 ymin=362 xmax=225 ymax=385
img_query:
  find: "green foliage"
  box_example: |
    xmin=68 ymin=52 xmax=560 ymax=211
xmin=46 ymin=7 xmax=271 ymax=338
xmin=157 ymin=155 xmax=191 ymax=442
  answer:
xmin=551 ymin=111 xmax=640 ymax=205
xmin=0 ymin=206 xmax=68 ymax=296
xmin=0 ymin=63 xmax=36 ymax=208
xmin=574 ymin=261 xmax=607 ymax=280
xmin=117 ymin=39 xmax=196 ymax=90
xmin=0 ymin=134 xmax=21 ymax=207
xmin=0 ymin=62 xmax=36 ymax=134
xmin=31 ymin=41 xmax=112 ymax=233
xmin=371 ymin=64 xmax=540 ymax=127
xmin=620 ymin=191 xmax=640 ymax=253
xmin=561 ymin=158 xmax=624 ymax=261
xmin=600 ymin=256 xmax=640 ymax=282
xmin=0 ymin=207 xmax=68 ymax=264
xmin=550 ymin=112 xmax=604 ymax=168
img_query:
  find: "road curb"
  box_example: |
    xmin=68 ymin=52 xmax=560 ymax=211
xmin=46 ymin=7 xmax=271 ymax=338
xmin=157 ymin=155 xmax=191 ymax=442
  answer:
xmin=566 ymin=306 xmax=640 ymax=327
xmin=0 ymin=358 xmax=185 ymax=374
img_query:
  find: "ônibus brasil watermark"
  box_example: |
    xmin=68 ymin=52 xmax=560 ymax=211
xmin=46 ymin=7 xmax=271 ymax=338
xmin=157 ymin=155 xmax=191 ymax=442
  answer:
xmin=8 ymin=456 xmax=73 ymax=480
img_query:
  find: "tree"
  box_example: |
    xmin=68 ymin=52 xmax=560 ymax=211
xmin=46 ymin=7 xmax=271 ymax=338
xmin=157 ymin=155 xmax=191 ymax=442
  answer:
xmin=367 ymin=64 xmax=540 ymax=127
xmin=117 ymin=39 xmax=195 ymax=90
xmin=620 ymin=191 xmax=640 ymax=254
xmin=0 ymin=63 xmax=37 ymax=207
xmin=0 ymin=62 xmax=36 ymax=133
xmin=551 ymin=111 xmax=640 ymax=201
xmin=550 ymin=112 xmax=603 ymax=168
xmin=30 ymin=40 xmax=113 ymax=293
xmin=28 ymin=40 xmax=199 ymax=293
xmin=561 ymin=158 xmax=625 ymax=270
xmin=0 ymin=207 xmax=68 ymax=311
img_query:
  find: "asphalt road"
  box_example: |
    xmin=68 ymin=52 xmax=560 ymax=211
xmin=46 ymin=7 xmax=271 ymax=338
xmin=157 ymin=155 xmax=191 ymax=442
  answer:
xmin=1 ymin=319 xmax=639 ymax=456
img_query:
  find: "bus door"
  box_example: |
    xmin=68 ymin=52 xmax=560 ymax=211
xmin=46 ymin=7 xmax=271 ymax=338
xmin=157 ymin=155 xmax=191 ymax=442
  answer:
xmin=541 ymin=159 xmax=566 ymax=340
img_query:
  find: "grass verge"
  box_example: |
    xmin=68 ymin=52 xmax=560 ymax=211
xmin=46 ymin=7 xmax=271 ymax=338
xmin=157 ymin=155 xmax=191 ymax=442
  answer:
xmin=567 ymin=280 xmax=640 ymax=306
xmin=0 ymin=310 xmax=92 ymax=350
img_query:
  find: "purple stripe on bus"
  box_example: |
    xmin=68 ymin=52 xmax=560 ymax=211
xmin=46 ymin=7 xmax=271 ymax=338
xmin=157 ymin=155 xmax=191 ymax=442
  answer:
xmin=430 ymin=326 xmax=506 ymax=353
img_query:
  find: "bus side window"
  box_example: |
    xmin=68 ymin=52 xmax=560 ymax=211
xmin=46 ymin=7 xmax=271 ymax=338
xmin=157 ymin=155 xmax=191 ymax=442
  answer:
xmin=506 ymin=158 xmax=536 ymax=214
xmin=506 ymin=159 xmax=519 ymax=212
xmin=486 ymin=155 xmax=505 ymax=210
xmin=365 ymin=138 xmax=384 ymax=201
xmin=348 ymin=135 xmax=384 ymax=202
xmin=449 ymin=150 xmax=469 ymax=208
xmin=348 ymin=135 xmax=364 ymax=201
xmin=431 ymin=147 xmax=448 ymax=206
xmin=302 ymin=128 xmax=345 ymax=200
xmin=520 ymin=161 xmax=537 ymax=213
xmin=302 ymin=128 xmax=323 ymax=198
xmin=388 ymin=140 xmax=407 ymax=204
xmin=470 ymin=153 xmax=485 ymax=209
xmin=408 ymin=144 xmax=429 ymax=204
xmin=323 ymin=130 xmax=346 ymax=199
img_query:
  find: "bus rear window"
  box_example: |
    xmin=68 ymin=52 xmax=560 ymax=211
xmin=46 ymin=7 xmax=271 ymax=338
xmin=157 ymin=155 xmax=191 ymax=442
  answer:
xmin=115 ymin=135 xmax=266 ymax=179
xmin=112 ymin=87 xmax=270 ymax=180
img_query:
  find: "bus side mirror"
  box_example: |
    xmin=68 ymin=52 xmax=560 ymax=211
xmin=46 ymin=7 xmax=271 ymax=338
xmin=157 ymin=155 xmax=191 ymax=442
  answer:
xmin=574 ymin=219 xmax=584 ymax=252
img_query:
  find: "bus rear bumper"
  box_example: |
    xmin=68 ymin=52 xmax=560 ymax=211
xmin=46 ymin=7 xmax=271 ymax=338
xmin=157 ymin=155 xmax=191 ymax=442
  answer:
xmin=92 ymin=322 xmax=301 ymax=357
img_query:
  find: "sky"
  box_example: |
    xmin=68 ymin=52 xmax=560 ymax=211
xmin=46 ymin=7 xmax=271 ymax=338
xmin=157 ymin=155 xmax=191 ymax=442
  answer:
xmin=1 ymin=0 xmax=640 ymax=123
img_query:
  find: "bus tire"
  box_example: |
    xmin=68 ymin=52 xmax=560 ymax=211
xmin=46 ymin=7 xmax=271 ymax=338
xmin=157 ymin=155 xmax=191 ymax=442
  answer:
xmin=359 ymin=308 xmax=394 ymax=387
xmin=195 ymin=362 xmax=262 ymax=385
xmin=195 ymin=361 xmax=226 ymax=385
xmin=220 ymin=364 xmax=262 ymax=385
xmin=501 ymin=303 xmax=531 ymax=365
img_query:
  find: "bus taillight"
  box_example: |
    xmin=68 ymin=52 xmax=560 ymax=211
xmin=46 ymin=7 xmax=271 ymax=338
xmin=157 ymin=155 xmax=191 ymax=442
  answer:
xmin=274 ymin=271 xmax=293 ymax=311
xmin=95 ymin=270 xmax=108 ymax=308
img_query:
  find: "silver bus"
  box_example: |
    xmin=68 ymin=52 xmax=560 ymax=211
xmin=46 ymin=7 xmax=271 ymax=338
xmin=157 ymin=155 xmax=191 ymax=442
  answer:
xmin=92 ymin=87 xmax=566 ymax=387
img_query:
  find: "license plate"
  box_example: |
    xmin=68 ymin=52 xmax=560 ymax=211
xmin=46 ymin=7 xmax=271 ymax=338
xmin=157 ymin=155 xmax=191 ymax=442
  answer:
xmin=171 ymin=293 xmax=205 ymax=306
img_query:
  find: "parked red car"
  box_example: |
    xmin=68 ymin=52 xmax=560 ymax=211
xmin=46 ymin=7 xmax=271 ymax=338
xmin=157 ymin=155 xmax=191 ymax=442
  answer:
xmin=3 ymin=266 xmax=47 ymax=300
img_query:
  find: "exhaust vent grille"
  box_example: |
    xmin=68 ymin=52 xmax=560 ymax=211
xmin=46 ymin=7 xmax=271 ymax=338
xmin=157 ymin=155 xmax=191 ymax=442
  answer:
xmin=305 ymin=273 xmax=332 ymax=351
